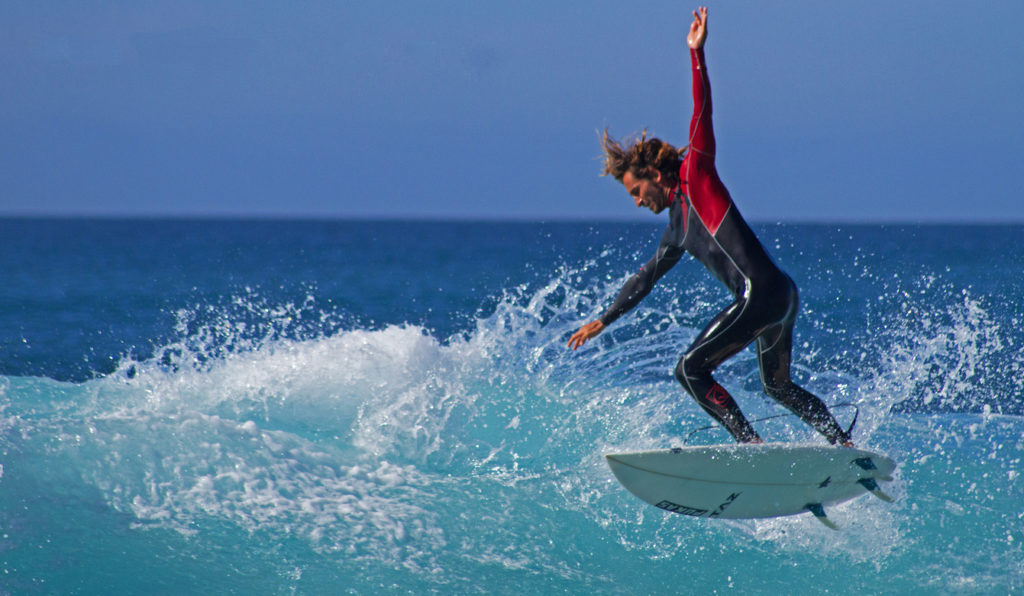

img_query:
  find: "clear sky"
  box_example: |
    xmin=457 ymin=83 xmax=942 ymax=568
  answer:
xmin=2 ymin=1 xmax=1022 ymax=222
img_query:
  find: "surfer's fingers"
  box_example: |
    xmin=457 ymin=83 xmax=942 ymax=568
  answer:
xmin=568 ymin=323 xmax=599 ymax=350
xmin=569 ymin=320 xmax=605 ymax=350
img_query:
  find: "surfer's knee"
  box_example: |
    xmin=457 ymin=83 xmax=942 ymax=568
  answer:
xmin=674 ymin=356 xmax=718 ymax=410
xmin=761 ymin=376 xmax=789 ymax=400
xmin=674 ymin=352 xmax=704 ymax=390
xmin=673 ymin=357 xmax=688 ymax=386
xmin=764 ymin=380 xmax=820 ymax=417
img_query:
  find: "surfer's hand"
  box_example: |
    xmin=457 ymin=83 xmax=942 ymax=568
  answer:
xmin=687 ymin=6 xmax=708 ymax=49
xmin=568 ymin=320 xmax=605 ymax=350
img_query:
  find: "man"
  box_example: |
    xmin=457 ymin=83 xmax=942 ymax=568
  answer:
xmin=568 ymin=7 xmax=852 ymax=446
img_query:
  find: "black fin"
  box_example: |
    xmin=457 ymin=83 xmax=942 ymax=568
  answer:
xmin=857 ymin=477 xmax=895 ymax=502
xmin=805 ymin=503 xmax=839 ymax=530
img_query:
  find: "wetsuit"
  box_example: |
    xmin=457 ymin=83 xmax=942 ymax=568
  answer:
xmin=599 ymin=47 xmax=850 ymax=445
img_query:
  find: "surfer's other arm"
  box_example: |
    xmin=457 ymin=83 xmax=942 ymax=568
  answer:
xmin=568 ymin=248 xmax=678 ymax=351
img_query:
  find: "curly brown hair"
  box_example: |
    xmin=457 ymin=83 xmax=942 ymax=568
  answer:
xmin=600 ymin=129 xmax=686 ymax=187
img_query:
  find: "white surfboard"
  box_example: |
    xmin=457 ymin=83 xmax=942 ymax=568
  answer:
xmin=605 ymin=443 xmax=896 ymax=529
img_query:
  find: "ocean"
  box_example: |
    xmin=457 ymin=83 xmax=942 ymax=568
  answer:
xmin=0 ymin=218 xmax=1021 ymax=594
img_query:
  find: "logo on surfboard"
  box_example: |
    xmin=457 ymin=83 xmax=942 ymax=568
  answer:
xmin=655 ymin=492 xmax=741 ymax=518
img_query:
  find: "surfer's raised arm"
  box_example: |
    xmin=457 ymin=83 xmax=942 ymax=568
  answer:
xmin=686 ymin=6 xmax=715 ymax=163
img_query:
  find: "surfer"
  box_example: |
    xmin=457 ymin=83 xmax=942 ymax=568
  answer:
xmin=567 ymin=7 xmax=852 ymax=446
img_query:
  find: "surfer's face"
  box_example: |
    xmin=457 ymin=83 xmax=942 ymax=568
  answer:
xmin=623 ymin=170 xmax=670 ymax=214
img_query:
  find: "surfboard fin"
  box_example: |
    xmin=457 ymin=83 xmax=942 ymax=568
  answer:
xmin=857 ymin=477 xmax=894 ymax=502
xmin=851 ymin=456 xmax=893 ymax=481
xmin=805 ymin=503 xmax=839 ymax=530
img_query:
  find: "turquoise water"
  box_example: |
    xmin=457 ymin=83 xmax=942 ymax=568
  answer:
xmin=1 ymin=220 xmax=1021 ymax=593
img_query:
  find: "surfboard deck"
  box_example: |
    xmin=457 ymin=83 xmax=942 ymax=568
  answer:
xmin=605 ymin=443 xmax=895 ymax=529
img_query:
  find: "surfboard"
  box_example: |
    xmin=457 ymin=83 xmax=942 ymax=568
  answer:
xmin=605 ymin=443 xmax=896 ymax=529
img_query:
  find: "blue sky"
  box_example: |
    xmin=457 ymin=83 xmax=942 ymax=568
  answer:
xmin=2 ymin=1 xmax=1022 ymax=222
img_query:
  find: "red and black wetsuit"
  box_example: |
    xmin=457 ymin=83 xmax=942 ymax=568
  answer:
xmin=599 ymin=48 xmax=850 ymax=444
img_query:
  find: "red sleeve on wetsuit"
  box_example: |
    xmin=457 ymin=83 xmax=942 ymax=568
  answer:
xmin=688 ymin=47 xmax=715 ymax=160
xmin=683 ymin=47 xmax=732 ymax=236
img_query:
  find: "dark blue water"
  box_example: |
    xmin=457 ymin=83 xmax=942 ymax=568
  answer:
xmin=1 ymin=219 xmax=1021 ymax=593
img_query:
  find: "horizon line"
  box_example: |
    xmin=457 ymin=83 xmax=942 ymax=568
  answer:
xmin=1 ymin=212 xmax=1022 ymax=226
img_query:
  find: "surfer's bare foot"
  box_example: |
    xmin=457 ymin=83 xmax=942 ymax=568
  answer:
xmin=841 ymin=440 xmax=855 ymax=448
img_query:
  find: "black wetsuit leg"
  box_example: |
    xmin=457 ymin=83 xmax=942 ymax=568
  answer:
xmin=674 ymin=293 xmax=764 ymax=443
xmin=756 ymin=289 xmax=851 ymax=445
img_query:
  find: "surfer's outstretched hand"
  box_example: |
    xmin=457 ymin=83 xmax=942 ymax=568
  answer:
xmin=568 ymin=320 xmax=605 ymax=350
xmin=687 ymin=6 xmax=708 ymax=49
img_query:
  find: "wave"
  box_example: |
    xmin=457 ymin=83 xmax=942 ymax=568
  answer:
xmin=1 ymin=261 xmax=1022 ymax=592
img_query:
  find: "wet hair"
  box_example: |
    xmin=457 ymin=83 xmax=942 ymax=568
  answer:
xmin=600 ymin=129 xmax=686 ymax=187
